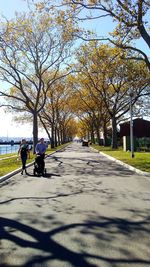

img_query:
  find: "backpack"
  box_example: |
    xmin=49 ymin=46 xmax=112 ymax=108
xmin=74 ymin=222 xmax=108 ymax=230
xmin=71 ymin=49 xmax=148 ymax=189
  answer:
xmin=20 ymin=144 xmax=28 ymax=156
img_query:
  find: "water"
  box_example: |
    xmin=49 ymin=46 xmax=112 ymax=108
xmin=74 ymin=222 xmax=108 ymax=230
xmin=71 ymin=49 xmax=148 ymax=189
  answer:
xmin=0 ymin=144 xmax=20 ymax=155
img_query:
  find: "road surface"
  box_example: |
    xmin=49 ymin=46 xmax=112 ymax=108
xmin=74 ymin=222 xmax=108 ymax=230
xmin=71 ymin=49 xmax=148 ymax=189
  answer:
xmin=0 ymin=142 xmax=150 ymax=267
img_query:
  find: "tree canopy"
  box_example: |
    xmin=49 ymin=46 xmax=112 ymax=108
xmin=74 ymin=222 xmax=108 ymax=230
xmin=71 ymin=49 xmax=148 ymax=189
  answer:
xmin=0 ymin=1 xmax=149 ymax=148
xmin=0 ymin=8 xmax=75 ymax=149
xmin=37 ymin=0 xmax=149 ymax=70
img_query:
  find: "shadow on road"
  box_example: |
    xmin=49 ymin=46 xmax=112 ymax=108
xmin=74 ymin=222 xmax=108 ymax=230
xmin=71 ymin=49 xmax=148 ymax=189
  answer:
xmin=26 ymin=172 xmax=61 ymax=179
xmin=0 ymin=214 xmax=150 ymax=267
xmin=47 ymin=155 xmax=135 ymax=178
xmin=0 ymin=144 xmax=149 ymax=266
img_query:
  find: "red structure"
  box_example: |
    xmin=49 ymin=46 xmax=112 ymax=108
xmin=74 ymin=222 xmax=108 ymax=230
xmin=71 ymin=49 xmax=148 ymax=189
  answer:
xmin=120 ymin=118 xmax=150 ymax=138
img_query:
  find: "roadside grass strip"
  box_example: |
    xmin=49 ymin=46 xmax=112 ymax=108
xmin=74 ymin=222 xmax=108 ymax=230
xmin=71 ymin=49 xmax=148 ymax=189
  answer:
xmin=92 ymin=144 xmax=150 ymax=173
xmin=0 ymin=143 xmax=70 ymax=177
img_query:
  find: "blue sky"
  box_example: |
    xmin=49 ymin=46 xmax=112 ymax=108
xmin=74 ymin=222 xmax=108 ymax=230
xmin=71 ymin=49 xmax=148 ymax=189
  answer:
xmin=0 ymin=0 xmax=47 ymax=138
xmin=0 ymin=0 xmax=31 ymax=138
xmin=0 ymin=1 xmax=149 ymax=138
xmin=0 ymin=0 xmax=28 ymax=19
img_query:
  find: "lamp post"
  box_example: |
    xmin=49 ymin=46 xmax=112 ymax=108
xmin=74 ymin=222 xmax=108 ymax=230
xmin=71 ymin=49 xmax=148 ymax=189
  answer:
xmin=129 ymin=91 xmax=134 ymax=158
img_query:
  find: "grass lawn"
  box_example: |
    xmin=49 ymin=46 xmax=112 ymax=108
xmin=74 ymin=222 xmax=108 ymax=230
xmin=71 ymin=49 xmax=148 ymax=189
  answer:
xmin=92 ymin=144 xmax=150 ymax=173
xmin=0 ymin=153 xmax=17 ymax=159
xmin=0 ymin=143 xmax=69 ymax=177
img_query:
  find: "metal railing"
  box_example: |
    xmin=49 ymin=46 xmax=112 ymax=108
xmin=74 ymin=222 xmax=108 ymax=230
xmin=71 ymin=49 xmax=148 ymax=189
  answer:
xmin=0 ymin=145 xmax=19 ymax=155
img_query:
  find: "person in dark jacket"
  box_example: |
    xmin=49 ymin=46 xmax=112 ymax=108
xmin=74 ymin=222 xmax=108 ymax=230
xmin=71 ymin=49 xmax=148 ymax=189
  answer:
xmin=18 ymin=139 xmax=30 ymax=175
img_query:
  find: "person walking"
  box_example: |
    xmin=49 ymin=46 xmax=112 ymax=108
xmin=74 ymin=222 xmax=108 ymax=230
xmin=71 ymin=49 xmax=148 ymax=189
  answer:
xmin=35 ymin=138 xmax=47 ymax=173
xmin=18 ymin=139 xmax=30 ymax=175
xmin=35 ymin=138 xmax=47 ymax=157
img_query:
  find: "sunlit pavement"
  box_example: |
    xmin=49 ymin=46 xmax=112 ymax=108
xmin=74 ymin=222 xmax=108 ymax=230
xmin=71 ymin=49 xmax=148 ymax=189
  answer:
xmin=0 ymin=142 xmax=150 ymax=267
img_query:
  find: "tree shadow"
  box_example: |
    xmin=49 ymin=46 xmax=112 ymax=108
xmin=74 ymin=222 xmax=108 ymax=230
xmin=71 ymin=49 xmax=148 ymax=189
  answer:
xmin=0 ymin=189 xmax=84 ymax=205
xmin=0 ymin=214 xmax=150 ymax=267
xmin=46 ymin=154 xmax=135 ymax=178
xmin=26 ymin=172 xmax=61 ymax=179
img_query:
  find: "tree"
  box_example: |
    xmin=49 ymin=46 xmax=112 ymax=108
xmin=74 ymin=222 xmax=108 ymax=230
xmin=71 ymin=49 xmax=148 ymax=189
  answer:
xmin=128 ymin=92 xmax=150 ymax=119
xmin=55 ymin=0 xmax=150 ymax=70
xmin=75 ymin=42 xmax=149 ymax=148
xmin=0 ymin=9 xmax=74 ymax=151
xmin=77 ymin=119 xmax=90 ymax=140
xmin=65 ymin=70 xmax=110 ymax=144
xmin=38 ymin=74 xmax=76 ymax=147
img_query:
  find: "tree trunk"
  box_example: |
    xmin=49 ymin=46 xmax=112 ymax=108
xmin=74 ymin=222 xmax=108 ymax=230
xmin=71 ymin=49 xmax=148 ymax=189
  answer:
xmin=91 ymin=128 xmax=95 ymax=144
xmin=33 ymin=112 xmax=38 ymax=153
xmin=62 ymin=127 xmax=66 ymax=144
xmin=55 ymin=127 xmax=57 ymax=147
xmin=111 ymin=116 xmax=118 ymax=149
xmin=96 ymin=127 xmax=101 ymax=146
xmin=57 ymin=128 xmax=61 ymax=146
xmin=38 ymin=115 xmax=51 ymax=144
xmin=51 ymin=123 xmax=55 ymax=148
xmin=103 ymin=122 xmax=107 ymax=146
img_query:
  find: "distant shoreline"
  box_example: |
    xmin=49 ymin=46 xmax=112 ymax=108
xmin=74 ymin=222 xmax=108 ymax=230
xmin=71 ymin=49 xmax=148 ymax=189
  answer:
xmin=0 ymin=141 xmax=33 ymax=145
xmin=0 ymin=144 xmax=20 ymax=155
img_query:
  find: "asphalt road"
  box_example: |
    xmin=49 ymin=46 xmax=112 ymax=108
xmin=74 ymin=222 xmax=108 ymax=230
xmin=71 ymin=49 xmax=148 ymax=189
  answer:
xmin=0 ymin=142 xmax=150 ymax=267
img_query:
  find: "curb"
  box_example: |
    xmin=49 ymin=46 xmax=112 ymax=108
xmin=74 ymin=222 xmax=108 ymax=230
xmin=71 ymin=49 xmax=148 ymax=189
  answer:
xmin=91 ymin=147 xmax=150 ymax=177
xmin=0 ymin=144 xmax=70 ymax=183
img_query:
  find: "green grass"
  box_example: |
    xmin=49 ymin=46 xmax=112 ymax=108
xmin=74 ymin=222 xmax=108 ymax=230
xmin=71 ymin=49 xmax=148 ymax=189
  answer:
xmin=0 ymin=156 xmax=22 ymax=176
xmin=92 ymin=144 xmax=150 ymax=173
xmin=0 ymin=153 xmax=36 ymax=177
xmin=0 ymin=143 xmax=69 ymax=177
xmin=0 ymin=153 xmax=17 ymax=158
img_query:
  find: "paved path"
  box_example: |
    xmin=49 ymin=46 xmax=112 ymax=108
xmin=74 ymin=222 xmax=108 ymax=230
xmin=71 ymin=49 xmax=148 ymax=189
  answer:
xmin=0 ymin=143 xmax=150 ymax=267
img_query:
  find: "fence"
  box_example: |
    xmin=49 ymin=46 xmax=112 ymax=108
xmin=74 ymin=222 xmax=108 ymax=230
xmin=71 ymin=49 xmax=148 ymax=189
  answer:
xmin=0 ymin=145 xmax=20 ymax=155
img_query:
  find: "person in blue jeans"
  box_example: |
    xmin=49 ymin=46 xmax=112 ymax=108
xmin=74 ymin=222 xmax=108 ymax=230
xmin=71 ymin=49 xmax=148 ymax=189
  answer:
xmin=18 ymin=139 xmax=30 ymax=175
